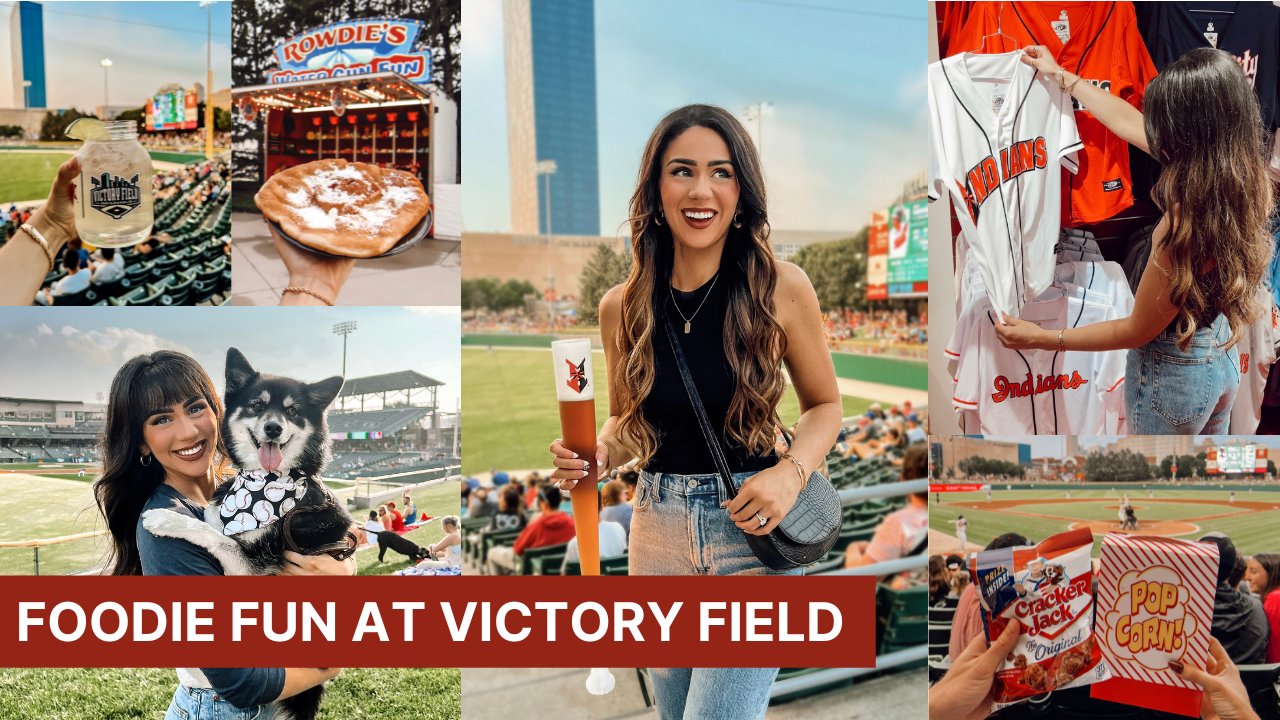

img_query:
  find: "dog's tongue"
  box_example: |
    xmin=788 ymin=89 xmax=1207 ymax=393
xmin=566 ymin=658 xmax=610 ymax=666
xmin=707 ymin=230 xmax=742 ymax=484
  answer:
xmin=259 ymin=442 xmax=282 ymax=472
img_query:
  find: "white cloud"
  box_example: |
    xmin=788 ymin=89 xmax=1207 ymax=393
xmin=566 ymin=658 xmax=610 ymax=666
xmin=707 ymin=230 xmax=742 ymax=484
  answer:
xmin=60 ymin=325 xmax=77 ymax=336
xmin=60 ymin=327 xmax=191 ymax=364
xmin=403 ymin=306 xmax=462 ymax=316
xmin=36 ymin=324 xmax=52 ymax=336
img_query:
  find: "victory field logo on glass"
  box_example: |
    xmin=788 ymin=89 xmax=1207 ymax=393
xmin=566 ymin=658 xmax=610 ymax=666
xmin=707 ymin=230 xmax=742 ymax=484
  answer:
xmin=88 ymin=172 xmax=142 ymax=219
xmin=566 ymin=359 xmax=589 ymax=394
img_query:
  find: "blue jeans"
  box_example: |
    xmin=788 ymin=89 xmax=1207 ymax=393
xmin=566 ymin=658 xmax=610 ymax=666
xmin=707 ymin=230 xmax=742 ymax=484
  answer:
xmin=1125 ymin=313 xmax=1239 ymax=434
xmin=633 ymin=471 xmax=801 ymax=720
xmin=164 ymin=685 xmax=273 ymax=720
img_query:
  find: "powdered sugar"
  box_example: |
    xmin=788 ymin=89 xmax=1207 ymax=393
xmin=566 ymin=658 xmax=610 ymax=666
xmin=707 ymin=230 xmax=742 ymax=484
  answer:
xmin=286 ymin=167 xmax=423 ymax=236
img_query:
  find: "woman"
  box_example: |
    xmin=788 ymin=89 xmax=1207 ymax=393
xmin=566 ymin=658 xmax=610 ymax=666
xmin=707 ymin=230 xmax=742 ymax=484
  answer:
xmin=599 ymin=479 xmax=633 ymax=538
xmin=995 ymin=47 xmax=1275 ymax=434
xmin=549 ymin=104 xmax=842 ymax=720
xmin=929 ymin=555 xmax=951 ymax=606
xmin=418 ymin=515 xmax=462 ymax=570
xmin=92 ymin=350 xmax=350 ymax=719
xmin=1246 ymin=553 xmax=1280 ymax=663
xmin=377 ymin=504 xmax=392 ymax=533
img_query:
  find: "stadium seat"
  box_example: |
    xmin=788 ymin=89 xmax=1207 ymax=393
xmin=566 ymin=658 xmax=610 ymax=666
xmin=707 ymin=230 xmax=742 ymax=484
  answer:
xmin=877 ymin=584 xmax=927 ymax=656
xmin=475 ymin=528 xmax=522 ymax=570
xmin=191 ymin=275 xmax=221 ymax=305
xmin=83 ymin=279 xmax=123 ymax=305
xmin=110 ymin=283 xmax=165 ymax=306
xmin=157 ymin=271 xmax=196 ymax=306
xmin=150 ymin=254 xmax=181 ymax=278
xmin=1237 ymin=663 xmax=1280 ymax=720
xmin=561 ymin=554 xmax=630 ymax=576
xmin=51 ymin=286 xmax=92 ymax=306
xmin=125 ymin=259 xmax=154 ymax=282
xmin=519 ymin=542 xmax=569 ymax=575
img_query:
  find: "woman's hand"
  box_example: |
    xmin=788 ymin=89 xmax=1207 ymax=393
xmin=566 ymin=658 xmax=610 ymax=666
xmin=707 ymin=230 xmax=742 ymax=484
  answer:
xmin=266 ymin=220 xmax=355 ymax=305
xmin=1171 ymin=637 xmax=1261 ymax=720
xmin=549 ymin=438 xmax=608 ymax=491
xmin=993 ymin=314 xmax=1053 ymax=351
xmin=724 ymin=463 xmax=803 ymax=535
xmin=280 ymin=550 xmax=357 ymax=576
xmin=929 ymin=621 xmax=1020 ymax=720
xmin=36 ymin=155 xmax=81 ymax=247
xmin=1020 ymin=45 xmax=1063 ymax=76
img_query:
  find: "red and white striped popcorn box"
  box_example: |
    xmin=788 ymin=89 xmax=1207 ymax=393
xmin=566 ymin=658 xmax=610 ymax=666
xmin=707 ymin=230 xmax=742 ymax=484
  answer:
xmin=1091 ymin=532 xmax=1220 ymax=717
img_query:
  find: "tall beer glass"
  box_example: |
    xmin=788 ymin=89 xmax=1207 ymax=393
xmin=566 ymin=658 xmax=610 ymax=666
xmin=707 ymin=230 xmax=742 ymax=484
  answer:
xmin=71 ymin=120 xmax=154 ymax=247
xmin=552 ymin=338 xmax=600 ymax=576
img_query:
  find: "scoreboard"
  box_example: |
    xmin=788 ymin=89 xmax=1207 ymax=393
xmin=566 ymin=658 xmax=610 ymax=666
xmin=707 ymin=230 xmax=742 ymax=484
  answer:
xmin=1206 ymin=445 xmax=1267 ymax=474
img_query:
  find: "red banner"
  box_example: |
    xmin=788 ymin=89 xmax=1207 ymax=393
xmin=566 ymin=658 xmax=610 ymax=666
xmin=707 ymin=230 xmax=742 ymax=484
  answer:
xmin=929 ymin=484 xmax=987 ymax=492
xmin=3 ymin=576 xmax=876 ymax=668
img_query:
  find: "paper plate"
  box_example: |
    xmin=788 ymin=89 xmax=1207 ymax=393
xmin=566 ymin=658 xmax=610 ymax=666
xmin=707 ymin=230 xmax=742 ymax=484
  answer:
xmin=267 ymin=207 xmax=433 ymax=260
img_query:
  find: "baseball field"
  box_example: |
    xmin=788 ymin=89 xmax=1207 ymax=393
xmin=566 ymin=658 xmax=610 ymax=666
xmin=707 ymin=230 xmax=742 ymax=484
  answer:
xmin=929 ymin=485 xmax=1280 ymax=558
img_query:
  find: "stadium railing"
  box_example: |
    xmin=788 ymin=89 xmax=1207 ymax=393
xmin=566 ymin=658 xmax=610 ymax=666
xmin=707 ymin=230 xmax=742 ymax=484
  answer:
xmin=0 ymin=530 xmax=107 ymax=575
xmin=351 ymin=466 xmax=461 ymax=509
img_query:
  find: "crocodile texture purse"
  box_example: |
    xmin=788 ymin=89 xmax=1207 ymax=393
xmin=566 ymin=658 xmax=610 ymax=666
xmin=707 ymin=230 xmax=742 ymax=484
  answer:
xmin=662 ymin=311 xmax=841 ymax=570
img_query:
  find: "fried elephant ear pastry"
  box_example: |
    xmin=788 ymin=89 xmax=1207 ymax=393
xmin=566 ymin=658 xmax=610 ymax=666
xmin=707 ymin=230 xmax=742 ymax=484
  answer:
xmin=255 ymin=159 xmax=430 ymax=258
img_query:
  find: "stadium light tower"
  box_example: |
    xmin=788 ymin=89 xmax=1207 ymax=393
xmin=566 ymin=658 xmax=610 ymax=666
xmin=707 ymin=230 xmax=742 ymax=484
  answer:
xmin=744 ymin=102 xmax=773 ymax=156
xmin=100 ymin=59 xmax=112 ymax=119
xmin=200 ymin=0 xmax=216 ymax=160
xmin=333 ymin=321 xmax=357 ymax=410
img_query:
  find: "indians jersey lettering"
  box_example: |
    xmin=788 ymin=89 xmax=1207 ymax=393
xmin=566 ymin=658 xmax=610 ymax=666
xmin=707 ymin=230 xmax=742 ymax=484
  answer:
xmin=930 ymin=50 xmax=1081 ymax=320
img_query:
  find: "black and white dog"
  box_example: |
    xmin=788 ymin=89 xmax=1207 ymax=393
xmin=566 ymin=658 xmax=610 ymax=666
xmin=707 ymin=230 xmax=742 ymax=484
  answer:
xmin=142 ymin=348 xmax=353 ymax=720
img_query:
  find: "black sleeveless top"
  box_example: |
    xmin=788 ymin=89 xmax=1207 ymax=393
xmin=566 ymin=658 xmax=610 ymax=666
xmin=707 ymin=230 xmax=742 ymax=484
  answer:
xmin=641 ymin=272 xmax=778 ymax=475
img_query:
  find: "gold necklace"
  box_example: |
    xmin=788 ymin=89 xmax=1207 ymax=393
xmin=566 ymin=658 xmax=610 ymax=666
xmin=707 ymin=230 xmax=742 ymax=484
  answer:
xmin=669 ymin=272 xmax=719 ymax=334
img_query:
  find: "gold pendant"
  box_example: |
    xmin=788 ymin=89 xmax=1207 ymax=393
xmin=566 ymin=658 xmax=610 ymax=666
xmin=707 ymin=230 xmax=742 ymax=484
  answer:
xmin=684 ymin=321 xmax=691 ymax=334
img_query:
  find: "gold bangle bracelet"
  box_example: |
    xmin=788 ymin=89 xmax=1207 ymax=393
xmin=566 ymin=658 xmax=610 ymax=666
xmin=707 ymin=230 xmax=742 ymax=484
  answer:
xmin=20 ymin=223 xmax=56 ymax=273
xmin=780 ymin=452 xmax=808 ymax=492
xmin=282 ymin=286 xmax=334 ymax=306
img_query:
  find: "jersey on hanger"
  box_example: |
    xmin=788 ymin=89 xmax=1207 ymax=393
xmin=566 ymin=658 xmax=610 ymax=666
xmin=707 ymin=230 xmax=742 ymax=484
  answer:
xmin=1228 ymin=287 xmax=1280 ymax=434
xmin=948 ymin=2 xmax=1158 ymax=225
xmin=930 ymin=51 xmax=1082 ymax=320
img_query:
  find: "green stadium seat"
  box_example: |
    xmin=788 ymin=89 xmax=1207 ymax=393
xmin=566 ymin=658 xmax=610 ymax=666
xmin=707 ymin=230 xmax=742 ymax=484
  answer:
xmin=562 ymin=554 xmax=629 ymax=576
xmin=519 ymin=542 xmax=569 ymax=576
xmin=877 ymin=583 xmax=927 ymax=656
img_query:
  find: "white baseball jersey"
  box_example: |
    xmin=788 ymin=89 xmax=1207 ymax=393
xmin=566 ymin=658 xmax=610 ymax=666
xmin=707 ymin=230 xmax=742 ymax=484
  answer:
xmin=1229 ymin=288 xmax=1280 ymax=433
xmin=952 ymin=288 xmax=1125 ymax=434
xmin=930 ymin=50 xmax=1082 ymax=320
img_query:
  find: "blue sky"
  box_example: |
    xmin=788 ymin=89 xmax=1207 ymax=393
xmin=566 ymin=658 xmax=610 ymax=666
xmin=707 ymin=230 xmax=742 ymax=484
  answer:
xmin=0 ymin=307 xmax=460 ymax=411
xmin=0 ymin=0 xmax=231 ymax=111
xmin=462 ymin=0 xmax=927 ymax=236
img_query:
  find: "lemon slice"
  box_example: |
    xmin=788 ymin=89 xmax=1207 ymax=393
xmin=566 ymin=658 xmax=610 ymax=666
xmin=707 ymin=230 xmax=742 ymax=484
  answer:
xmin=65 ymin=118 xmax=111 ymax=141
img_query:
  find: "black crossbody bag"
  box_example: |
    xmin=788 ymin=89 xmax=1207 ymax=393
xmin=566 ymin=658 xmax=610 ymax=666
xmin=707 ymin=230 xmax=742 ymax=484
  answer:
xmin=661 ymin=311 xmax=841 ymax=570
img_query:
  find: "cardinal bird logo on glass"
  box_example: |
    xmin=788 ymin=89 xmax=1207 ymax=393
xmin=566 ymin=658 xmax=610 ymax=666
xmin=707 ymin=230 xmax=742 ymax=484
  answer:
xmin=566 ymin=358 xmax=589 ymax=394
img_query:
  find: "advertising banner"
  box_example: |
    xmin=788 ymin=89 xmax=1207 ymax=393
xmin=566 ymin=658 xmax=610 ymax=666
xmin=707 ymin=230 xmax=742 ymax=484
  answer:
xmin=887 ymin=198 xmax=928 ymax=297
xmin=268 ymin=18 xmax=433 ymax=85
xmin=867 ymin=208 xmax=888 ymax=301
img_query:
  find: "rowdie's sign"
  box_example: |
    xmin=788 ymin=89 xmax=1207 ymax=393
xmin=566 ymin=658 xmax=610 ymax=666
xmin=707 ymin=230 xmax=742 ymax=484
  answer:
xmin=267 ymin=17 xmax=433 ymax=85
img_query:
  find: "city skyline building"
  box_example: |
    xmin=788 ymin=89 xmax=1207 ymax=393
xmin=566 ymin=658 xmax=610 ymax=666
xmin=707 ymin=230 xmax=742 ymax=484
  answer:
xmin=9 ymin=1 xmax=46 ymax=108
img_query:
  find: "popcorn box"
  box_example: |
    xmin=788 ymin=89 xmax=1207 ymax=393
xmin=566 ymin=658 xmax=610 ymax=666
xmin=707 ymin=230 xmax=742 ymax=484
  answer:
xmin=972 ymin=527 xmax=1109 ymax=708
xmin=1091 ymin=533 xmax=1220 ymax=716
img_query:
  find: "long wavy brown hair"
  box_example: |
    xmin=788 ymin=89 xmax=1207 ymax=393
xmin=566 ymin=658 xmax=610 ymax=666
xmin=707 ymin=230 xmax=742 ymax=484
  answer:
xmin=614 ymin=104 xmax=786 ymax=466
xmin=1145 ymin=48 xmax=1275 ymax=350
xmin=93 ymin=351 xmax=232 ymax=575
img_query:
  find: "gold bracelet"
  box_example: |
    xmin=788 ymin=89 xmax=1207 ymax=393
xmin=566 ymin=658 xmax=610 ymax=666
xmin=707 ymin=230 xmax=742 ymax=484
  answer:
xmin=282 ymin=286 xmax=334 ymax=306
xmin=779 ymin=452 xmax=808 ymax=492
xmin=20 ymin=223 xmax=56 ymax=273
xmin=1058 ymin=329 xmax=1066 ymax=353
xmin=1056 ymin=68 xmax=1067 ymax=93
xmin=1066 ymin=73 xmax=1083 ymax=95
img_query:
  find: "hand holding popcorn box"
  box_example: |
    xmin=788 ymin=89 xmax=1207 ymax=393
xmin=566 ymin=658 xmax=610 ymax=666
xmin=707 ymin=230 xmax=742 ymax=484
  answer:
xmin=1091 ymin=533 xmax=1220 ymax=717
xmin=972 ymin=528 xmax=1110 ymax=708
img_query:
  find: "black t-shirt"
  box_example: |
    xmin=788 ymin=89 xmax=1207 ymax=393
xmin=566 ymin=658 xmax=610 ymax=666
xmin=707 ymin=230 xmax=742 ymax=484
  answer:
xmin=1133 ymin=2 xmax=1280 ymax=201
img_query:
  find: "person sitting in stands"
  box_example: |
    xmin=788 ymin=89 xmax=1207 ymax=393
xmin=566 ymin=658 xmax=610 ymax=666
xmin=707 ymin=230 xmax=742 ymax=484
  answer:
xmin=599 ymin=480 xmax=633 ymax=538
xmin=35 ymin=250 xmax=91 ymax=305
xmin=486 ymin=486 xmax=575 ymax=575
xmin=1200 ymin=533 xmax=1269 ymax=665
xmin=90 ymin=248 xmax=125 ymax=286
xmin=844 ymin=444 xmax=929 ymax=571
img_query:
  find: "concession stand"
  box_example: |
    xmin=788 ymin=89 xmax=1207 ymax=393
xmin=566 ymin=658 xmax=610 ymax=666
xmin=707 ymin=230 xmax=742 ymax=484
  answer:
xmin=232 ymin=17 xmax=459 ymax=236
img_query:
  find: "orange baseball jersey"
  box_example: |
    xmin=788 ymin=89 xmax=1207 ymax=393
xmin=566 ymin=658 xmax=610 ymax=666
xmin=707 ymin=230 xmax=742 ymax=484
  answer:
xmin=948 ymin=2 xmax=1158 ymax=226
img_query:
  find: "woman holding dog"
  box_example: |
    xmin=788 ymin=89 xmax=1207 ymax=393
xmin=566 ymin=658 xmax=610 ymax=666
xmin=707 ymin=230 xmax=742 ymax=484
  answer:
xmin=548 ymin=104 xmax=842 ymax=720
xmin=93 ymin=350 xmax=351 ymax=720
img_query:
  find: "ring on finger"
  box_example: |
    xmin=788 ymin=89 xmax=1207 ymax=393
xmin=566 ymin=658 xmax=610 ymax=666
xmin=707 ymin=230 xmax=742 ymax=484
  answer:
xmin=755 ymin=513 xmax=768 ymax=528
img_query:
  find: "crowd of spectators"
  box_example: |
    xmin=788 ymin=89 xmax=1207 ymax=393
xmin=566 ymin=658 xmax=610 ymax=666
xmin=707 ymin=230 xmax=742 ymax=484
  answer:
xmin=835 ymin=401 xmax=928 ymax=462
xmin=825 ymin=308 xmax=927 ymax=349
xmin=140 ymin=131 xmax=231 ymax=153
xmin=462 ymin=315 xmax=579 ymax=334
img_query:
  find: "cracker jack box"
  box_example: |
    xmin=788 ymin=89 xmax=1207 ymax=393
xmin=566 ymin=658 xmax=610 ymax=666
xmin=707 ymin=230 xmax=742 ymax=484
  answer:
xmin=1091 ymin=533 xmax=1219 ymax=717
xmin=971 ymin=527 xmax=1109 ymax=708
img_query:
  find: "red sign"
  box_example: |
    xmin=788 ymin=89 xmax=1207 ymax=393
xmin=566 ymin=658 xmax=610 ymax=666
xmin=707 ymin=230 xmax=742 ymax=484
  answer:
xmin=3 ymin=576 xmax=875 ymax=668
xmin=930 ymin=484 xmax=987 ymax=492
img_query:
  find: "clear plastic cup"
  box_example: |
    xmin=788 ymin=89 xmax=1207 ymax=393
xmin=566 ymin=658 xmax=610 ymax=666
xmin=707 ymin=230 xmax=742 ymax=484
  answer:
xmin=70 ymin=120 xmax=154 ymax=247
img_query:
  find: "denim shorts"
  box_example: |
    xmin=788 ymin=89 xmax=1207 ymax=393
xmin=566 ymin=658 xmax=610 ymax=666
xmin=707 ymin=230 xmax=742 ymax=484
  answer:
xmin=164 ymin=685 xmax=273 ymax=720
xmin=633 ymin=470 xmax=800 ymax=720
xmin=1125 ymin=313 xmax=1240 ymax=435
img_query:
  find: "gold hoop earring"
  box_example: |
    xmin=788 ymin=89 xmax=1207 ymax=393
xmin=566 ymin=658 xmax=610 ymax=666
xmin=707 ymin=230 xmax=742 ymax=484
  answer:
xmin=140 ymin=453 xmax=152 ymax=467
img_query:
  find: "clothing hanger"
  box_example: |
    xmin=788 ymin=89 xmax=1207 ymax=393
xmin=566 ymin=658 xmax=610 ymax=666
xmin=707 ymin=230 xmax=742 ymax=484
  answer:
xmin=973 ymin=0 xmax=1018 ymax=54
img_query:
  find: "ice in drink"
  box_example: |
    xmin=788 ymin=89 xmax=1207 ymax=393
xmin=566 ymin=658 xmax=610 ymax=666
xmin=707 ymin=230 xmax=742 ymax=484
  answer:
xmin=551 ymin=338 xmax=600 ymax=576
xmin=68 ymin=119 xmax=154 ymax=247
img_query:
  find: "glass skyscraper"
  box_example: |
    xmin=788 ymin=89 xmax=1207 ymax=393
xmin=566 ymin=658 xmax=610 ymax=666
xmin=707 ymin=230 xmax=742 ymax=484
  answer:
xmin=9 ymin=1 xmax=47 ymax=108
xmin=529 ymin=0 xmax=599 ymax=237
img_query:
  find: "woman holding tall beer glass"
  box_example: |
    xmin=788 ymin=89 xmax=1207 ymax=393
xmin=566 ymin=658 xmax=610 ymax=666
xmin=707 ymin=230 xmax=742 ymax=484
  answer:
xmin=549 ymin=104 xmax=842 ymax=719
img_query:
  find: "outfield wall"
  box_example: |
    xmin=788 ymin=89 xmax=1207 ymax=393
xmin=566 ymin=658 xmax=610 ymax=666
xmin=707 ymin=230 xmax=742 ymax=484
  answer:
xmin=463 ymin=334 xmax=928 ymax=389
xmin=950 ymin=481 xmax=1280 ymax=493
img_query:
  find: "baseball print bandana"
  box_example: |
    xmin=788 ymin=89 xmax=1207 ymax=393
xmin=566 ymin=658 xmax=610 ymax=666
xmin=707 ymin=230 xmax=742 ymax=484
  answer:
xmin=219 ymin=469 xmax=309 ymax=535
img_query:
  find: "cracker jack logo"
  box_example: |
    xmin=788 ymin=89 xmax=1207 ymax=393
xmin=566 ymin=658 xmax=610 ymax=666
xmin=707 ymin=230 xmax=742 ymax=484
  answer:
xmin=955 ymin=137 xmax=1047 ymax=222
xmin=566 ymin=359 xmax=589 ymax=394
xmin=991 ymin=371 xmax=1088 ymax=403
xmin=89 ymin=172 xmax=141 ymax=220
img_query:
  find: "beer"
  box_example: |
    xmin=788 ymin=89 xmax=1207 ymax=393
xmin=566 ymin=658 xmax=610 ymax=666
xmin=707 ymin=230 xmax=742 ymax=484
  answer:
xmin=552 ymin=338 xmax=600 ymax=576
xmin=69 ymin=120 xmax=154 ymax=247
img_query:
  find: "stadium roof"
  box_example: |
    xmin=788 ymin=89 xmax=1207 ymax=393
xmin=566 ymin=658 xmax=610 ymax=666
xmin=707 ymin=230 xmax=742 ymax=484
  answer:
xmin=328 ymin=407 xmax=434 ymax=436
xmin=0 ymin=397 xmax=82 ymax=405
xmin=338 ymin=371 xmax=444 ymax=397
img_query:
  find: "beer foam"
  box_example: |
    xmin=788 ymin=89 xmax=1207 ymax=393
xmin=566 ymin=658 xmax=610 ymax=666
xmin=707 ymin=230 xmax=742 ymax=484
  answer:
xmin=552 ymin=339 xmax=595 ymax=402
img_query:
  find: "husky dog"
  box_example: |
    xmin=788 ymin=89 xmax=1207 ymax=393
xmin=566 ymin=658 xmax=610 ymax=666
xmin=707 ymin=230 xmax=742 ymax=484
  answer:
xmin=141 ymin=348 xmax=352 ymax=720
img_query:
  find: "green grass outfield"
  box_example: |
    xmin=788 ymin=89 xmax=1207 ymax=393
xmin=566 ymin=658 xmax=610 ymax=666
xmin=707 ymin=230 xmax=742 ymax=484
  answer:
xmin=0 ymin=470 xmax=459 ymax=576
xmin=0 ymin=667 xmax=460 ymax=719
xmin=461 ymin=346 xmax=875 ymax=475
xmin=929 ymin=487 xmax=1280 ymax=558
xmin=0 ymin=152 xmax=67 ymax=203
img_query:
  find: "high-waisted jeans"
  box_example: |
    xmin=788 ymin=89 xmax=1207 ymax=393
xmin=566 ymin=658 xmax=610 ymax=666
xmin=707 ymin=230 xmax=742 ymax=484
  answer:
xmin=632 ymin=470 xmax=802 ymax=720
xmin=1125 ymin=313 xmax=1240 ymax=435
xmin=164 ymin=685 xmax=273 ymax=720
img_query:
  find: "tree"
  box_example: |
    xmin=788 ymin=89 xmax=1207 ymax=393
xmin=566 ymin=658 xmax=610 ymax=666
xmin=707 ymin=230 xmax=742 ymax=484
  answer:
xmin=957 ymin=456 xmax=1024 ymax=478
xmin=791 ymin=229 xmax=866 ymax=311
xmin=214 ymin=107 xmax=233 ymax=132
xmin=1083 ymin=449 xmax=1150 ymax=483
xmin=1269 ymin=459 xmax=1277 ymax=476
xmin=462 ymin=276 xmax=534 ymax=312
xmin=40 ymin=108 xmax=94 ymax=142
xmin=576 ymin=244 xmax=631 ymax=325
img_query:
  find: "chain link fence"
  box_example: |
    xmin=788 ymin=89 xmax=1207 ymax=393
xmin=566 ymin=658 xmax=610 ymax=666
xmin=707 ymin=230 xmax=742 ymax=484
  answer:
xmin=0 ymin=531 xmax=108 ymax=575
